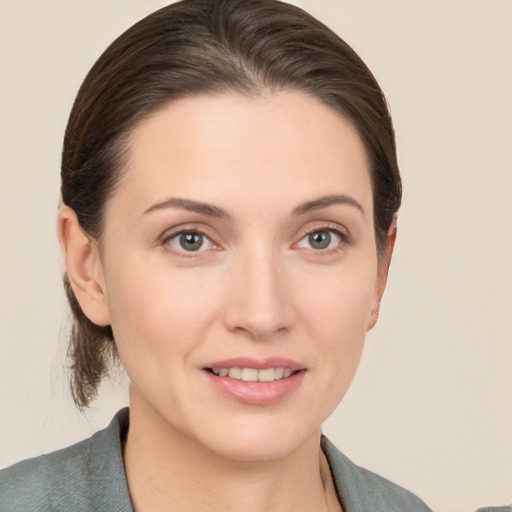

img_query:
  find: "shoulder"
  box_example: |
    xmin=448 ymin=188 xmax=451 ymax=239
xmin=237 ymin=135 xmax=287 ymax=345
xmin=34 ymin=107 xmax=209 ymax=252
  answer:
xmin=321 ymin=436 xmax=431 ymax=512
xmin=0 ymin=409 xmax=132 ymax=512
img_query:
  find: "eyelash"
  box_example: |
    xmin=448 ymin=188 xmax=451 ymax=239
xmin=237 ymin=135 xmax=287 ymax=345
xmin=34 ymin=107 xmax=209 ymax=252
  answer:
xmin=160 ymin=223 xmax=350 ymax=256
xmin=295 ymin=224 xmax=350 ymax=254
xmin=161 ymin=228 xmax=217 ymax=256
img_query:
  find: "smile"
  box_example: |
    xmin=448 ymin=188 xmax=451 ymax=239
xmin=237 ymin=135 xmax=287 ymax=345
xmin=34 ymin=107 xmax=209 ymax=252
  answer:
xmin=209 ymin=367 xmax=295 ymax=382
xmin=203 ymin=358 xmax=306 ymax=405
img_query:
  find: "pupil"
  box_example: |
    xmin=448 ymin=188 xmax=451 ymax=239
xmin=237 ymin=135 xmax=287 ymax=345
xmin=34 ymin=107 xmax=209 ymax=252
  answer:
xmin=181 ymin=232 xmax=203 ymax=251
xmin=309 ymin=231 xmax=330 ymax=249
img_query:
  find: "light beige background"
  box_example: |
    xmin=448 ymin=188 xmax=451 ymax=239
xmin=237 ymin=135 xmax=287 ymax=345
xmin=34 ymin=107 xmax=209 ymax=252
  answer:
xmin=0 ymin=1 xmax=511 ymax=510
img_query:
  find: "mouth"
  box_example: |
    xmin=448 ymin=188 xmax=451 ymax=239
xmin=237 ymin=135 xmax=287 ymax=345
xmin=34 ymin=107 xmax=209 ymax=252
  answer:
xmin=205 ymin=367 xmax=297 ymax=382
xmin=202 ymin=359 xmax=306 ymax=405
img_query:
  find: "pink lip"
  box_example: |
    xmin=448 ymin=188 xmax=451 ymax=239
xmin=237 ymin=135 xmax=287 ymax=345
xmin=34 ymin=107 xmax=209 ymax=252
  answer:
xmin=205 ymin=357 xmax=305 ymax=371
xmin=202 ymin=357 xmax=306 ymax=406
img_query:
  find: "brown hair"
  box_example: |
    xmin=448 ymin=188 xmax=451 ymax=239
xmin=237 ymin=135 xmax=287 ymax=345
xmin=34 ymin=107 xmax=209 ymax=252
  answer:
xmin=61 ymin=0 xmax=401 ymax=409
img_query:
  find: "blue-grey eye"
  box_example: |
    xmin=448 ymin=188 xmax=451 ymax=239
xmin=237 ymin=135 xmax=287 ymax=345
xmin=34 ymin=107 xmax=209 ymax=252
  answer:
xmin=298 ymin=230 xmax=341 ymax=250
xmin=167 ymin=231 xmax=213 ymax=252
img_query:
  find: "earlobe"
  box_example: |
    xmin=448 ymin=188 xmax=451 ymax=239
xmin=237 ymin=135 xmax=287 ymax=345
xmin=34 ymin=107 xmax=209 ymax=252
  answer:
xmin=367 ymin=223 xmax=397 ymax=331
xmin=57 ymin=205 xmax=111 ymax=327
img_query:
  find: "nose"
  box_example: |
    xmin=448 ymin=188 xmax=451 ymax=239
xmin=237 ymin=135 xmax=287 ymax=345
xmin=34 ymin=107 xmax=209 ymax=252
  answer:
xmin=222 ymin=244 xmax=296 ymax=341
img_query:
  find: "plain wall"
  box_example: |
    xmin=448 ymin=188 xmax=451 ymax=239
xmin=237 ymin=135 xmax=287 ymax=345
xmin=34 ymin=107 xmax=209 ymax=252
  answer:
xmin=0 ymin=1 xmax=511 ymax=511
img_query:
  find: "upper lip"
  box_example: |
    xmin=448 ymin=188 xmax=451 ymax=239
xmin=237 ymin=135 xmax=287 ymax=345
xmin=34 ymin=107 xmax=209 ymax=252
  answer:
xmin=204 ymin=357 xmax=305 ymax=371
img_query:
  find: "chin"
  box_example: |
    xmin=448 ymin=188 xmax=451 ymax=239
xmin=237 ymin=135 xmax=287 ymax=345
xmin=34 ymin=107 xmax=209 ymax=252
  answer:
xmin=190 ymin=412 xmax=321 ymax=463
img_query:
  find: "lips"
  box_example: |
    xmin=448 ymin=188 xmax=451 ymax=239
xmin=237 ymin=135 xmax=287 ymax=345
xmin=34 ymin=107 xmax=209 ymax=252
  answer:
xmin=203 ymin=357 xmax=306 ymax=405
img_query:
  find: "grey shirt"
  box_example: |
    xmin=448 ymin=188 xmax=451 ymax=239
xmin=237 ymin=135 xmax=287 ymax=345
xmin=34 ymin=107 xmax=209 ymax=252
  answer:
xmin=1 ymin=408 xmax=431 ymax=511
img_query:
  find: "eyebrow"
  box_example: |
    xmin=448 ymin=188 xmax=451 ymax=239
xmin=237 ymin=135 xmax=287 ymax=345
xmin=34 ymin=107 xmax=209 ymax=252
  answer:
xmin=143 ymin=198 xmax=229 ymax=218
xmin=293 ymin=194 xmax=365 ymax=217
xmin=142 ymin=194 xmax=364 ymax=219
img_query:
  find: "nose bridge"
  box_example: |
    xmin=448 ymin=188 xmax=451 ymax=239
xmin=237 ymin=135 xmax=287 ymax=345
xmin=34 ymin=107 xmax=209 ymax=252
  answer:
xmin=224 ymin=238 xmax=294 ymax=339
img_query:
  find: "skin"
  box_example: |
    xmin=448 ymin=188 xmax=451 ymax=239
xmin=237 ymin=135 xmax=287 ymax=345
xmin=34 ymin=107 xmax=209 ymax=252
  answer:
xmin=58 ymin=91 xmax=395 ymax=511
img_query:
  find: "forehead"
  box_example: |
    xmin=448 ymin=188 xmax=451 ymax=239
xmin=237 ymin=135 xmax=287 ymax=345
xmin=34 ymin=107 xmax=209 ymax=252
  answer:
xmin=118 ymin=91 xmax=372 ymax=216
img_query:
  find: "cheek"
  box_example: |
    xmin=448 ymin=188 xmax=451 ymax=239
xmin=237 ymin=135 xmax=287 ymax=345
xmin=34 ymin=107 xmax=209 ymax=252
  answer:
xmin=296 ymin=260 xmax=377 ymax=391
xmin=103 ymin=260 xmax=223 ymax=374
xmin=299 ymin=261 xmax=377 ymax=338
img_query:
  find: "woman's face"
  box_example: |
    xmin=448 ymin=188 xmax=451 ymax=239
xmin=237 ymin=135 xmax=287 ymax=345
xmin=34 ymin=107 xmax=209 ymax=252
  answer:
xmin=96 ymin=91 xmax=392 ymax=460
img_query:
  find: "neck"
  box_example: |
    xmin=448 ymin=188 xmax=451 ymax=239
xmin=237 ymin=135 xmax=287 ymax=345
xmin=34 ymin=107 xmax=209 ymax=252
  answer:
xmin=123 ymin=393 xmax=340 ymax=512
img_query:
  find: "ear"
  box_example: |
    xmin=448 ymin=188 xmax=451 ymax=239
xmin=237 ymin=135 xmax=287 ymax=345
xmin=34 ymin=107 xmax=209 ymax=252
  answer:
xmin=367 ymin=222 xmax=397 ymax=331
xmin=57 ymin=205 xmax=111 ymax=326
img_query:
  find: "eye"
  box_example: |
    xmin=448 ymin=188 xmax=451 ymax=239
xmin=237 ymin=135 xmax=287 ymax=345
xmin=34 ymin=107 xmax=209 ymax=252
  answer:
xmin=296 ymin=228 xmax=343 ymax=251
xmin=166 ymin=231 xmax=214 ymax=252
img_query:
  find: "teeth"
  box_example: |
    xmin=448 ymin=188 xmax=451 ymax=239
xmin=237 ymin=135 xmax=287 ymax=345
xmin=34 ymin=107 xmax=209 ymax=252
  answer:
xmin=228 ymin=367 xmax=242 ymax=379
xmin=257 ymin=368 xmax=275 ymax=382
xmin=211 ymin=367 xmax=295 ymax=382
xmin=241 ymin=368 xmax=258 ymax=382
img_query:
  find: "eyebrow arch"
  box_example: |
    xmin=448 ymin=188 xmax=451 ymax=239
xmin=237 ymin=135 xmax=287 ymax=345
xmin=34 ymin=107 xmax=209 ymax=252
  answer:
xmin=293 ymin=194 xmax=365 ymax=217
xmin=142 ymin=198 xmax=229 ymax=219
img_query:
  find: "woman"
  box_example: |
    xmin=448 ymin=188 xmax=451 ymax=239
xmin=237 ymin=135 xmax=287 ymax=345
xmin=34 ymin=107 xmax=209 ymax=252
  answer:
xmin=0 ymin=0 xmax=431 ymax=510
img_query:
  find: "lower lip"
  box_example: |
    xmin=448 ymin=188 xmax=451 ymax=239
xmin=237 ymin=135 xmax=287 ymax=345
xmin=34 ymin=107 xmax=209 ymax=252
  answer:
xmin=203 ymin=370 xmax=306 ymax=406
